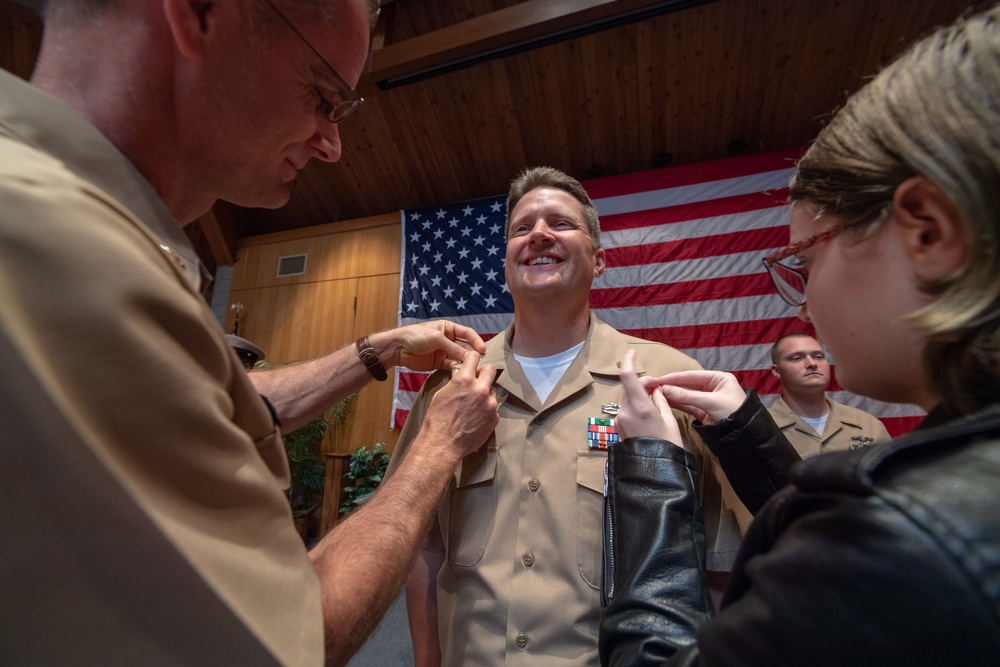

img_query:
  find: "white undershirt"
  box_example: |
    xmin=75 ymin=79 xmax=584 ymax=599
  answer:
xmin=514 ymin=341 xmax=585 ymax=404
xmin=802 ymin=414 xmax=829 ymax=436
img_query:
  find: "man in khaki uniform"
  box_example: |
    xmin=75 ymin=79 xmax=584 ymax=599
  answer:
xmin=767 ymin=333 xmax=891 ymax=457
xmin=388 ymin=167 xmax=754 ymax=666
xmin=0 ymin=1 xmax=500 ymax=664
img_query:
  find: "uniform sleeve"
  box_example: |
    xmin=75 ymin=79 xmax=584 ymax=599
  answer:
xmin=0 ymin=158 xmax=292 ymax=530
xmin=0 ymin=322 xmax=280 ymax=665
xmin=874 ymin=417 xmax=893 ymax=443
xmin=0 ymin=157 xmax=322 ymax=663
xmin=384 ymin=370 xmax=451 ymax=480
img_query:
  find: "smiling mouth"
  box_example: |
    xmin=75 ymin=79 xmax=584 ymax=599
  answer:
xmin=527 ymin=257 xmax=561 ymax=266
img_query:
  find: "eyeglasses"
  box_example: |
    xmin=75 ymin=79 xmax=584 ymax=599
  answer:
xmin=761 ymin=228 xmax=841 ymax=307
xmin=263 ymin=0 xmax=363 ymax=123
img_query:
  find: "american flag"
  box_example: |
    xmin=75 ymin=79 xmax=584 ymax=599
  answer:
xmin=395 ymin=148 xmax=925 ymax=436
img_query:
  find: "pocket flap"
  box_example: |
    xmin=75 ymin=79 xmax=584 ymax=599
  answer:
xmin=456 ymin=444 xmax=499 ymax=488
xmin=576 ymin=450 xmax=607 ymax=494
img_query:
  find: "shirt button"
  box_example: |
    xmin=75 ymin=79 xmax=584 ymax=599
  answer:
xmin=531 ymin=416 xmax=544 ymax=426
xmin=523 ymin=553 xmax=534 ymax=567
xmin=528 ymin=479 xmax=540 ymax=492
xmin=516 ymin=633 xmax=528 ymax=648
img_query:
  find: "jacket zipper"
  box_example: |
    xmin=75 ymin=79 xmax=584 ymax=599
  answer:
xmin=601 ymin=457 xmax=615 ymax=606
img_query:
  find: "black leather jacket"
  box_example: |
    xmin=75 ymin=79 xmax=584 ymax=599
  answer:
xmin=600 ymin=393 xmax=1000 ymax=666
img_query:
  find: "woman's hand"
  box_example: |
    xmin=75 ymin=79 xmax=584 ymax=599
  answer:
xmin=653 ymin=370 xmax=747 ymax=425
xmin=617 ymin=350 xmax=683 ymax=447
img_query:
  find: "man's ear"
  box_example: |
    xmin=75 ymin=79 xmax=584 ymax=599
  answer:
xmin=163 ymin=0 xmax=217 ymax=59
xmin=593 ymin=247 xmax=606 ymax=278
xmin=770 ymin=364 xmax=780 ymax=379
xmin=891 ymin=176 xmax=967 ymax=283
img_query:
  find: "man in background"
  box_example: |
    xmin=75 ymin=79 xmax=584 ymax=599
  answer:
xmin=388 ymin=166 xmax=754 ymax=666
xmin=0 ymin=0 xmax=499 ymax=664
xmin=768 ymin=333 xmax=890 ymax=456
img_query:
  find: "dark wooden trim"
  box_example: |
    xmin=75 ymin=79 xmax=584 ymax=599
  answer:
xmin=365 ymin=0 xmax=716 ymax=88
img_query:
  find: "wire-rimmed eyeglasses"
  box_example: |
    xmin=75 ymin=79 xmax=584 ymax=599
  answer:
xmin=263 ymin=0 xmax=363 ymax=123
xmin=761 ymin=228 xmax=841 ymax=307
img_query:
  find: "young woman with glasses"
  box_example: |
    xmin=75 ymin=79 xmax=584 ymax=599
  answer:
xmin=599 ymin=6 xmax=1000 ymax=666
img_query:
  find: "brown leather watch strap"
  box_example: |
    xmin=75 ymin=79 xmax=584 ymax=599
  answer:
xmin=356 ymin=336 xmax=388 ymax=381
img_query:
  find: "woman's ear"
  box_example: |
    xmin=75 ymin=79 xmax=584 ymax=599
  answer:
xmin=163 ymin=0 xmax=216 ymax=59
xmin=891 ymin=176 xmax=967 ymax=283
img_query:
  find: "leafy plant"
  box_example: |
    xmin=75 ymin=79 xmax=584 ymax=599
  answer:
xmin=340 ymin=442 xmax=390 ymax=515
xmin=253 ymin=360 xmax=360 ymax=527
xmin=282 ymin=415 xmax=330 ymax=519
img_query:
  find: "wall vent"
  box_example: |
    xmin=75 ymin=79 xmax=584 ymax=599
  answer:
xmin=277 ymin=253 xmax=307 ymax=277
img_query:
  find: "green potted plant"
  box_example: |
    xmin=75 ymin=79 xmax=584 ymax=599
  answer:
xmin=340 ymin=442 xmax=390 ymax=516
xmin=281 ymin=413 xmax=330 ymax=539
xmin=256 ymin=358 xmax=359 ymax=542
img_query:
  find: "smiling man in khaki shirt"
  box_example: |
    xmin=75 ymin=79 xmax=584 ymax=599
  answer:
xmin=387 ymin=167 xmax=754 ymax=666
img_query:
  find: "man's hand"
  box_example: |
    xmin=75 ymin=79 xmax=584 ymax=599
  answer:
xmin=420 ymin=350 xmax=499 ymax=459
xmin=308 ymin=349 xmax=496 ymax=665
xmin=371 ymin=321 xmax=487 ymax=372
xmin=653 ymin=370 xmax=747 ymax=425
xmin=617 ymin=350 xmax=683 ymax=446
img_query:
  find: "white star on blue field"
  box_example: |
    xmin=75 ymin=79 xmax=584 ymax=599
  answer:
xmin=402 ymin=196 xmax=513 ymax=319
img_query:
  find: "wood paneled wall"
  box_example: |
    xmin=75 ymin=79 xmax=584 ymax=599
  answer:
xmin=228 ymin=213 xmax=403 ymax=453
xmin=227 ymin=213 xmax=402 ymax=532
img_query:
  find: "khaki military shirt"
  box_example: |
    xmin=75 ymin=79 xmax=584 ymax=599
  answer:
xmin=0 ymin=71 xmax=323 ymax=665
xmin=768 ymin=395 xmax=891 ymax=458
xmin=390 ymin=314 xmax=751 ymax=666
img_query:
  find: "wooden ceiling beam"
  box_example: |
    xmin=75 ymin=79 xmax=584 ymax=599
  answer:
xmin=364 ymin=0 xmax=715 ymax=89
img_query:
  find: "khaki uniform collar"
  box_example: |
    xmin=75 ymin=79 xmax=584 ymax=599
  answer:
xmin=487 ymin=311 xmax=645 ymax=412
xmin=772 ymin=394 xmax=864 ymax=439
xmin=0 ymin=70 xmax=204 ymax=292
xmin=825 ymin=398 xmax=865 ymax=429
xmin=771 ymin=394 xmax=833 ymax=432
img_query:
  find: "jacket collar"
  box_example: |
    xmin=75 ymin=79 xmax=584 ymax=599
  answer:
xmin=794 ymin=403 xmax=1000 ymax=494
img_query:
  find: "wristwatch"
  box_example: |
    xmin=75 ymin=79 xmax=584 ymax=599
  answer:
xmin=356 ymin=336 xmax=388 ymax=381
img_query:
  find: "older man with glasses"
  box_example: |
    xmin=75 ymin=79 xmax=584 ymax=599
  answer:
xmin=0 ymin=1 xmax=501 ymax=665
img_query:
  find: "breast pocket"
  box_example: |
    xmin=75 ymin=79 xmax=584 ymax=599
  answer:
xmin=576 ymin=449 xmax=607 ymax=588
xmin=445 ymin=442 xmax=499 ymax=567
